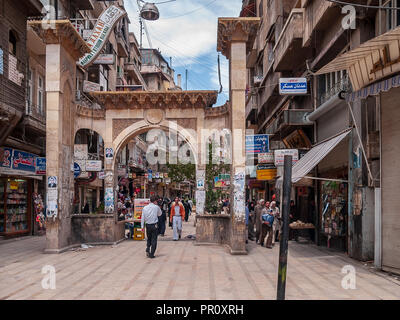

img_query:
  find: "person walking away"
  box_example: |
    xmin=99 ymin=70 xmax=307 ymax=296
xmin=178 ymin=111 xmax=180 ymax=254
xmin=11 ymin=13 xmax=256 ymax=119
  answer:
xmin=158 ymin=197 xmax=167 ymax=237
xmin=254 ymin=199 xmax=264 ymax=243
xmin=170 ymin=197 xmax=185 ymax=241
xmin=141 ymin=195 xmax=162 ymax=258
xmin=183 ymin=199 xmax=190 ymax=222
xmin=259 ymin=201 xmax=271 ymax=246
xmin=270 ymin=201 xmax=281 ymax=245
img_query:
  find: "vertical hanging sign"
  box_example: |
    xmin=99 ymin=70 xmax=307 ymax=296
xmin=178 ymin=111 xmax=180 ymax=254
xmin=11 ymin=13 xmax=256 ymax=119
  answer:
xmin=78 ymin=5 xmax=127 ymax=68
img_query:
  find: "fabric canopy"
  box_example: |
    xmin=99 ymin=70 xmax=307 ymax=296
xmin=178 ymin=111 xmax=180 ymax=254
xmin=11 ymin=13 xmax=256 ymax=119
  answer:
xmin=277 ymin=129 xmax=351 ymax=185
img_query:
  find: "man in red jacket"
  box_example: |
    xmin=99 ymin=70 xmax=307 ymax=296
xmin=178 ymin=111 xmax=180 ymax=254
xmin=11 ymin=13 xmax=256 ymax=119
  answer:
xmin=170 ymin=197 xmax=185 ymax=241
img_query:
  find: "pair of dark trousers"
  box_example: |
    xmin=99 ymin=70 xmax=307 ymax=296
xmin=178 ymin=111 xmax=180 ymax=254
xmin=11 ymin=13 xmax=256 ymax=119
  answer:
xmin=260 ymin=223 xmax=273 ymax=247
xmin=248 ymin=218 xmax=255 ymax=239
xmin=158 ymin=213 xmax=166 ymax=235
xmin=146 ymin=223 xmax=158 ymax=256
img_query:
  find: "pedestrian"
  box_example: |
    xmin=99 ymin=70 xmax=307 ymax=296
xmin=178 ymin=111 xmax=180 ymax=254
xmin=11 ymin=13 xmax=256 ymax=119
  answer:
xmin=247 ymin=201 xmax=256 ymax=241
xmin=270 ymin=201 xmax=281 ymax=245
xmin=157 ymin=197 xmax=167 ymax=237
xmin=245 ymin=205 xmax=250 ymax=244
xmin=141 ymin=195 xmax=162 ymax=258
xmin=259 ymin=201 xmax=272 ymax=247
xmin=254 ymin=199 xmax=265 ymax=244
xmin=170 ymin=197 xmax=185 ymax=241
xmin=183 ymin=199 xmax=190 ymax=222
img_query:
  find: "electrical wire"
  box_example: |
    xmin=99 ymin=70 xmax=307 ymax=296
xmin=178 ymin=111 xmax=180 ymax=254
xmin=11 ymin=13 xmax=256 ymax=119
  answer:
xmin=325 ymin=0 xmax=400 ymax=9
xmin=161 ymin=0 xmax=219 ymax=20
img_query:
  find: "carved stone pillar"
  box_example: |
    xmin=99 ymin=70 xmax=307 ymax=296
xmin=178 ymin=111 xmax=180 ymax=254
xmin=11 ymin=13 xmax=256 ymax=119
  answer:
xmin=29 ymin=21 xmax=91 ymax=253
xmin=217 ymin=17 xmax=260 ymax=254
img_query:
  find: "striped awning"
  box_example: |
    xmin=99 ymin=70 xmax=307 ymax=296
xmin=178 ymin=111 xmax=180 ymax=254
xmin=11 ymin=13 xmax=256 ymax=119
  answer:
xmin=346 ymin=74 xmax=400 ymax=102
xmin=316 ymin=26 xmax=400 ymax=75
xmin=276 ymin=129 xmax=351 ymax=185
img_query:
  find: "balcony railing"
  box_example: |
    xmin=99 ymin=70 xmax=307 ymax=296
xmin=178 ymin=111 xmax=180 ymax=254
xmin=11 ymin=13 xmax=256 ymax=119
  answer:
xmin=318 ymin=75 xmax=351 ymax=106
xmin=25 ymin=103 xmax=45 ymax=123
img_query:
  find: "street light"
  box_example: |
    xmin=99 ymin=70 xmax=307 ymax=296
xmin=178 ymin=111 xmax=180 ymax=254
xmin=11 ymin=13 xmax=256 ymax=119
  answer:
xmin=140 ymin=2 xmax=160 ymax=21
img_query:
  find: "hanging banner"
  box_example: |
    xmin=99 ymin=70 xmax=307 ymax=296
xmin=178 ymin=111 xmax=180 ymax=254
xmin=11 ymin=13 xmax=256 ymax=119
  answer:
xmin=79 ymin=5 xmax=127 ymax=68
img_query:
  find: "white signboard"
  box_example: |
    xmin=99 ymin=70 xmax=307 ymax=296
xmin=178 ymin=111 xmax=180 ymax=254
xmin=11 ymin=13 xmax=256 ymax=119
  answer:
xmin=258 ymin=152 xmax=274 ymax=164
xmin=79 ymin=5 xmax=127 ymax=68
xmin=274 ymin=149 xmax=299 ymax=166
xmin=83 ymin=80 xmax=101 ymax=93
xmin=85 ymin=160 xmax=102 ymax=172
xmin=74 ymin=144 xmax=88 ymax=160
xmin=279 ymin=78 xmax=307 ymax=95
xmin=93 ymin=54 xmax=115 ymax=65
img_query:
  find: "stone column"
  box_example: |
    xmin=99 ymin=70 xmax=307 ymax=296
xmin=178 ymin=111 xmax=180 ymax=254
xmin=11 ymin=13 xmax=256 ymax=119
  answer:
xmin=28 ymin=21 xmax=90 ymax=253
xmin=217 ymin=18 xmax=260 ymax=254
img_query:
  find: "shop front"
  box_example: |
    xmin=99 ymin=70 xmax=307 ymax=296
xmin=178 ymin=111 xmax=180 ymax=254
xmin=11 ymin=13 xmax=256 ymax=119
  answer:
xmin=0 ymin=147 xmax=45 ymax=237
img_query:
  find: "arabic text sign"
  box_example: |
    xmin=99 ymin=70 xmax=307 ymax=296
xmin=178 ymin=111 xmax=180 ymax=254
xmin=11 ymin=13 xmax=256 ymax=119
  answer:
xmin=279 ymin=78 xmax=308 ymax=95
xmin=79 ymin=5 xmax=127 ymax=67
xmin=35 ymin=157 xmax=46 ymax=175
xmin=85 ymin=160 xmax=102 ymax=172
xmin=245 ymin=135 xmax=269 ymax=154
xmin=258 ymin=152 xmax=274 ymax=164
xmin=12 ymin=150 xmax=36 ymax=173
xmin=274 ymin=149 xmax=299 ymax=166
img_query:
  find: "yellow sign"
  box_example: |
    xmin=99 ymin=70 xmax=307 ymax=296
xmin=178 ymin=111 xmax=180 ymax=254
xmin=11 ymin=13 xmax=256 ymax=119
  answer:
xmin=256 ymin=169 xmax=277 ymax=181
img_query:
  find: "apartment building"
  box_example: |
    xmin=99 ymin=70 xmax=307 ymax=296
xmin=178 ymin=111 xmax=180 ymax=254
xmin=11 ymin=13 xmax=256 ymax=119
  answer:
xmin=242 ymin=0 xmax=390 ymax=266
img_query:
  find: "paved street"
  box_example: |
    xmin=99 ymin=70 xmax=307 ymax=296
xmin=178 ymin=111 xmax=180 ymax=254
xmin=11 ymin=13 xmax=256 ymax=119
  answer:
xmin=0 ymin=215 xmax=399 ymax=300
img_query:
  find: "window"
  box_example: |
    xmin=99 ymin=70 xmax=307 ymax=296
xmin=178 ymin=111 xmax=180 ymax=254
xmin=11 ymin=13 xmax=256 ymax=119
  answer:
xmin=38 ymin=75 xmax=44 ymax=115
xmin=9 ymin=30 xmax=17 ymax=56
xmin=318 ymin=70 xmax=348 ymax=105
xmin=26 ymin=68 xmax=33 ymax=114
xmin=384 ymin=0 xmax=400 ymax=31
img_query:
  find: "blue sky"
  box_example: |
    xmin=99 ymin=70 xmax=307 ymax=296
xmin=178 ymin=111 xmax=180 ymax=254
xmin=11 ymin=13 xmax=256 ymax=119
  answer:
xmin=124 ymin=0 xmax=243 ymax=106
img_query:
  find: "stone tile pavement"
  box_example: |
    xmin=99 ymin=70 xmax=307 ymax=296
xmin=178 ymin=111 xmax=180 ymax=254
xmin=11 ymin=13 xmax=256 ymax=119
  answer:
xmin=1 ymin=215 xmax=400 ymax=300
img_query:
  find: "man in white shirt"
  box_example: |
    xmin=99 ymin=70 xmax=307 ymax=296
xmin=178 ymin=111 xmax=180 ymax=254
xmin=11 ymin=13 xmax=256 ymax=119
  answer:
xmin=141 ymin=195 xmax=162 ymax=258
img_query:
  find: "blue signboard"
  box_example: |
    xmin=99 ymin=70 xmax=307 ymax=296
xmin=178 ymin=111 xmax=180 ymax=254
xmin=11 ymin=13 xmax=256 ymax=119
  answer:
xmin=0 ymin=48 xmax=3 ymax=75
xmin=279 ymin=78 xmax=308 ymax=95
xmin=246 ymin=135 xmax=269 ymax=154
xmin=0 ymin=147 xmax=13 ymax=168
xmin=74 ymin=162 xmax=81 ymax=178
xmin=12 ymin=149 xmax=36 ymax=173
xmin=35 ymin=157 xmax=46 ymax=175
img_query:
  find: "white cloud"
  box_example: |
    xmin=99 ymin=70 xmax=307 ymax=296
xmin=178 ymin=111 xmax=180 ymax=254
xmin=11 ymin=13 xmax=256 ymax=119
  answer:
xmin=124 ymin=0 xmax=242 ymax=105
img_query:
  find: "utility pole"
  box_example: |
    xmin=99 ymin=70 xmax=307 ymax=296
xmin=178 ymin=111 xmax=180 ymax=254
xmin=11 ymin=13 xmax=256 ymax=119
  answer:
xmin=277 ymin=155 xmax=292 ymax=300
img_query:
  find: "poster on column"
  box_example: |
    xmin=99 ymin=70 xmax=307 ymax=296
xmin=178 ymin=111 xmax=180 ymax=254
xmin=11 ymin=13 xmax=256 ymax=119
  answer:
xmin=234 ymin=171 xmax=246 ymax=217
xmin=196 ymin=190 xmax=205 ymax=214
xmin=105 ymin=187 xmax=114 ymax=214
xmin=196 ymin=170 xmax=205 ymax=190
xmin=47 ymin=177 xmax=58 ymax=218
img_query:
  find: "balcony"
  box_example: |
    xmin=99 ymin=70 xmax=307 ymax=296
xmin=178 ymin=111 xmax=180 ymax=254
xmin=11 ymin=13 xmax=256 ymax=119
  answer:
xmin=273 ymin=9 xmax=312 ymax=72
xmin=265 ymin=109 xmax=313 ymax=140
xmin=116 ymin=31 xmax=129 ymax=58
xmin=245 ymin=94 xmax=257 ymax=120
xmin=125 ymin=62 xmax=148 ymax=89
xmin=318 ymin=75 xmax=350 ymax=107
xmin=24 ymin=104 xmax=46 ymax=134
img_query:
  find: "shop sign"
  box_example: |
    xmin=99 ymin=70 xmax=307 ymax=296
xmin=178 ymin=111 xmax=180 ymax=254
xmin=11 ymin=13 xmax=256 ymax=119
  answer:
xmin=83 ymin=80 xmax=101 ymax=93
xmin=98 ymin=171 xmax=105 ymax=180
xmin=35 ymin=157 xmax=46 ymax=175
xmin=258 ymin=152 xmax=274 ymax=164
xmin=73 ymin=163 xmax=81 ymax=178
xmin=12 ymin=149 xmax=36 ymax=173
xmin=256 ymin=168 xmax=278 ymax=181
xmin=74 ymin=144 xmax=88 ymax=160
xmin=0 ymin=147 xmax=12 ymax=168
xmin=245 ymin=135 xmax=269 ymax=154
xmin=85 ymin=160 xmax=102 ymax=172
xmin=274 ymin=149 xmax=299 ymax=166
xmin=0 ymin=48 xmax=3 ymax=75
xmin=93 ymin=54 xmax=115 ymax=65
xmin=279 ymin=78 xmax=307 ymax=95
xmin=79 ymin=5 xmax=127 ymax=68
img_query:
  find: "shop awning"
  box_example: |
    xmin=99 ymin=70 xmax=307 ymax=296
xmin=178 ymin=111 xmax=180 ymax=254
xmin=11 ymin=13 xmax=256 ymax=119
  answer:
xmin=277 ymin=129 xmax=351 ymax=185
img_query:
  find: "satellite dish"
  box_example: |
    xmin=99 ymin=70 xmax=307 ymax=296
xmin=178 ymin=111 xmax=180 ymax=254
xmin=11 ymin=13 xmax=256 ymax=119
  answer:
xmin=140 ymin=2 xmax=160 ymax=21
